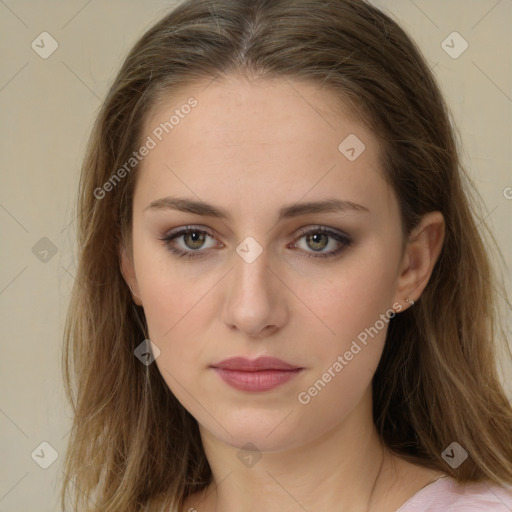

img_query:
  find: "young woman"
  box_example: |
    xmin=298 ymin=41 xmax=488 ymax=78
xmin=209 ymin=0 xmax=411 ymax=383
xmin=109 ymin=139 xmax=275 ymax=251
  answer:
xmin=61 ymin=0 xmax=512 ymax=510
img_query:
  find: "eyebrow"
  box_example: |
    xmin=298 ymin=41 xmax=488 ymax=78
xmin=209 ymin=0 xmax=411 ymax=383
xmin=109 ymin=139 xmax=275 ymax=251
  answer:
xmin=145 ymin=196 xmax=369 ymax=220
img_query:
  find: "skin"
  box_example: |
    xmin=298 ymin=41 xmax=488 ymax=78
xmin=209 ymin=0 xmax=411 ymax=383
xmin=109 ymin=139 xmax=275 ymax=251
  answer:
xmin=121 ymin=73 xmax=446 ymax=512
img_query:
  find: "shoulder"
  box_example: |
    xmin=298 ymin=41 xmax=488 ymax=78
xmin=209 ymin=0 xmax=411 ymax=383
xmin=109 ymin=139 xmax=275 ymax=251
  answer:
xmin=396 ymin=476 xmax=512 ymax=512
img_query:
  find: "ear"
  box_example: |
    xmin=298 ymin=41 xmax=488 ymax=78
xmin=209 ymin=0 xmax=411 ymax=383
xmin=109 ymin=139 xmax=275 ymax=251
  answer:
xmin=393 ymin=211 xmax=445 ymax=309
xmin=119 ymin=242 xmax=142 ymax=306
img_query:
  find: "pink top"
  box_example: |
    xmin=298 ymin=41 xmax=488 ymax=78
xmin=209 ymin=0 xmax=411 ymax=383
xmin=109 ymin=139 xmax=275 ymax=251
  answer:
xmin=396 ymin=476 xmax=512 ymax=511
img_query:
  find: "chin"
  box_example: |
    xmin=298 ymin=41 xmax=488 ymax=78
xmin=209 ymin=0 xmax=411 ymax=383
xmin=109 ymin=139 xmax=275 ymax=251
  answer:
xmin=198 ymin=406 xmax=315 ymax=453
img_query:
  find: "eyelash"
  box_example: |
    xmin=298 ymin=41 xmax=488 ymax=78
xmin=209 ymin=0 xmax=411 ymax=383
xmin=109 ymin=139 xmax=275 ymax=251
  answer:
xmin=159 ymin=225 xmax=352 ymax=260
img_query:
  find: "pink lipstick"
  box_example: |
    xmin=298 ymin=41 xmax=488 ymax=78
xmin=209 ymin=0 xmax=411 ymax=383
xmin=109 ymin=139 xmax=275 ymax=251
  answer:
xmin=211 ymin=356 xmax=303 ymax=392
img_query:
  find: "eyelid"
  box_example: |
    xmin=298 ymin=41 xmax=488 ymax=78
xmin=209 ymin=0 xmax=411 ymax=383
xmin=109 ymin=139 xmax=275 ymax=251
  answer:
xmin=294 ymin=225 xmax=350 ymax=240
xmin=162 ymin=224 xmax=349 ymax=241
xmin=163 ymin=224 xmax=217 ymax=240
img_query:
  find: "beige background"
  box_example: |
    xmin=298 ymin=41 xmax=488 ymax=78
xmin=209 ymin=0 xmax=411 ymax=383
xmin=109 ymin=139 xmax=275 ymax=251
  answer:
xmin=0 ymin=1 xmax=510 ymax=510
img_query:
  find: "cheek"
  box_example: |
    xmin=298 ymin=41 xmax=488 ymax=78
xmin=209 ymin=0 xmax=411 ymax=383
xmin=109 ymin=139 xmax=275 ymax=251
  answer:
xmin=140 ymin=271 xmax=212 ymax=352
xmin=134 ymin=253 xmax=220 ymax=388
xmin=133 ymin=229 xmax=207 ymax=339
xmin=293 ymin=289 xmax=395 ymax=438
xmin=316 ymin=251 xmax=399 ymax=349
xmin=298 ymin=247 xmax=399 ymax=396
xmin=140 ymin=271 xmax=211 ymax=405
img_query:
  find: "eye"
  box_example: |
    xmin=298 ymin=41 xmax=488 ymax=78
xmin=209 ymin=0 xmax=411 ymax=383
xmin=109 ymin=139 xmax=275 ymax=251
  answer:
xmin=160 ymin=225 xmax=351 ymax=260
xmin=291 ymin=226 xmax=352 ymax=259
xmin=160 ymin=226 xmax=220 ymax=259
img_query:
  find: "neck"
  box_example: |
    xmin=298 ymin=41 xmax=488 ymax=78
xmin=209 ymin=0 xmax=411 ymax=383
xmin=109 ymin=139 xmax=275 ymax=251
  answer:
xmin=195 ymin=390 xmax=393 ymax=512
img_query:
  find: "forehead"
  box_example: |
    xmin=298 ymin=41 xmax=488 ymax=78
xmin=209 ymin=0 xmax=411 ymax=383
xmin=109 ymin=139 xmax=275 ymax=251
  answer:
xmin=144 ymin=73 xmax=367 ymax=153
xmin=135 ymin=74 xmax=394 ymax=222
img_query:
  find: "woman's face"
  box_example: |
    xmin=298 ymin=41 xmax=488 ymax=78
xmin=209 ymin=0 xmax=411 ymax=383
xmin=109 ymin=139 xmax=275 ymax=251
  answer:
xmin=123 ymin=74 xmax=408 ymax=451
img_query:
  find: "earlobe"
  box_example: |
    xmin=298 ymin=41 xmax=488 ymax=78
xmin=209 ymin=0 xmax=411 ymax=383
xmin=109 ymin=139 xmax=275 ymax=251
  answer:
xmin=119 ymin=243 xmax=142 ymax=306
xmin=394 ymin=211 xmax=445 ymax=309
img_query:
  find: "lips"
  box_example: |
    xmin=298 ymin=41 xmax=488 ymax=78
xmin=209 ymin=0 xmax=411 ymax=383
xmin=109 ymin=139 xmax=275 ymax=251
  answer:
xmin=212 ymin=356 xmax=301 ymax=371
xmin=211 ymin=356 xmax=303 ymax=392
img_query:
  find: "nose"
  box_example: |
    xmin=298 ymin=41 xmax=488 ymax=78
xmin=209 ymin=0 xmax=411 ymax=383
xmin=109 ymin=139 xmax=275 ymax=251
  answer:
xmin=222 ymin=244 xmax=288 ymax=338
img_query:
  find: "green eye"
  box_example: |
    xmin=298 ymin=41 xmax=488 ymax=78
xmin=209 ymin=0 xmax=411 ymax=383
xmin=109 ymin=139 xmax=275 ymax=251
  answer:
xmin=160 ymin=225 xmax=351 ymax=260
xmin=160 ymin=226 xmax=217 ymax=259
xmin=292 ymin=226 xmax=352 ymax=259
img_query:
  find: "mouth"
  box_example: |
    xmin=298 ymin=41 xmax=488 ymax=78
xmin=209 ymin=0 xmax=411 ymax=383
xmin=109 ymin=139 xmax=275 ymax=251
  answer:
xmin=210 ymin=356 xmax=304 ymax=392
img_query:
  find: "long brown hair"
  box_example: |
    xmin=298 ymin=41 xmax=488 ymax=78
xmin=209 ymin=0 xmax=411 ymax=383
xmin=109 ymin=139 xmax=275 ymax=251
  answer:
xmin=61 ymin=0 xmax=512 ymax=510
